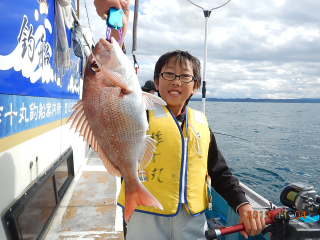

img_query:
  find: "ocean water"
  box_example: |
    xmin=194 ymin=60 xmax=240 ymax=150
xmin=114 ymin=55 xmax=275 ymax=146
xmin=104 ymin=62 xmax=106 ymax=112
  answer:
xmin=188 ymin=101 xmax=320 ymax=206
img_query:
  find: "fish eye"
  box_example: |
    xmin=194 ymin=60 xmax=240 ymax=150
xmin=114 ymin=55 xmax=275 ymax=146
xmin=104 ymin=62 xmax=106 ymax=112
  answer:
xmin=91 ymin=60 xmax=101 ymax=72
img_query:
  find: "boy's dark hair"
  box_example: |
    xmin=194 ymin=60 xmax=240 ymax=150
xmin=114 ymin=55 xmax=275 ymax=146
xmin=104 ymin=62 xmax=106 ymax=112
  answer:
xmin=153 ymin=50 xmax=202 ymax=107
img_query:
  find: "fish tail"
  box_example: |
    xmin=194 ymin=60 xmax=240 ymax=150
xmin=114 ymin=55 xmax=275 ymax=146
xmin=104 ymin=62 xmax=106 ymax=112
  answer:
xmin=124 ymin=183 xmax=162 ymax=222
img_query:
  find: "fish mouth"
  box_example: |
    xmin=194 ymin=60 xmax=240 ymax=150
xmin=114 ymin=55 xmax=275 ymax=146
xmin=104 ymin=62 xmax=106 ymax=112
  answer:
xmin=90 ymin=60 xmax=101 ymax=73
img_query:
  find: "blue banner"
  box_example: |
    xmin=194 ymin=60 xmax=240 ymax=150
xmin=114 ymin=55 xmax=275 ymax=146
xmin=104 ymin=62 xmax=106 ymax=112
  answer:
xmin=0 ymin=0 xmax=81 ymax=99
xmin=0 ymin=94 xmax=78 ymax=139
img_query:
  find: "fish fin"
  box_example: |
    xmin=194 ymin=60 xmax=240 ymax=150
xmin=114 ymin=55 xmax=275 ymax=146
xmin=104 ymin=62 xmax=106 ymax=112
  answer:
xmin=67 ymin=101 xmax=91 ymax=140
xmin=97 ymin=146 xmax=122 ymax=177
xmin=70 ymin=111 xmax=84 ymax=129
xmin=71 ymin=114 xmax=94 ymax=147
xmin=91 ymin=134 xmax=97 ymax=151
xmin=138 ymin=136 xmax=157 ymax=170
xmin=75 ymin=114 xmax=86 ymax=133
xmin=72 ymin=100 xmax=83 ymax=110
xmin=67 ymin=101 xmax=100 ymax=152
xmin=83 ymin=124 xmax=91 ymax=142
xmin=124 ymin=183 xmax=162 ymax=222
xmin=79 ymin=120 xmax=88 ymax=137
xmin=142 ymin=92 xmax=167 ymax=110
xmin=143 ymin=94 xmax=155 ymax=109
xmin=67 ymin=102 xmax=83 ymax=124
xmin=88 ymin=130 xmax=93 ymax=146
xmin=99 ymin=65 xmax=132 ymax=93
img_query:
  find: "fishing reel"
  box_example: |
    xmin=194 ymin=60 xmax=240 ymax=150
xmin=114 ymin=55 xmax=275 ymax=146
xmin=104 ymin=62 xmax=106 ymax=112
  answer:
xmin=262 ymin=182 xmax=320 ymax=240
xmin=280 ymin=182 xmax=320 ymax=217
xmin=205 ymin=183 xmax=320 ymax=240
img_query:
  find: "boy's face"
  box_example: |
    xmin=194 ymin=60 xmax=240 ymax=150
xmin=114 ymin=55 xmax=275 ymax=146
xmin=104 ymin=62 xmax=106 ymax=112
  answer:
xmin=154 ymin=58 xmax=199 ymax=112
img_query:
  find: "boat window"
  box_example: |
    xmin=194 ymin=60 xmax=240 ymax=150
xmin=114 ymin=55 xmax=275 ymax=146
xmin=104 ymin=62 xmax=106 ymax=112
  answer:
xmin=1 ymin=147 xmax=74 ymax=240
xmin=18 ymin=177 xmax=56 ymax=240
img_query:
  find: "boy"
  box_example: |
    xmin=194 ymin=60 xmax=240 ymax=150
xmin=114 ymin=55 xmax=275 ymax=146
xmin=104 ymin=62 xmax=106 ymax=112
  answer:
xmin=118 ymin=50 xmax=265 ymax=239
xmin=95 ymin=1 xmax=265 ymax=239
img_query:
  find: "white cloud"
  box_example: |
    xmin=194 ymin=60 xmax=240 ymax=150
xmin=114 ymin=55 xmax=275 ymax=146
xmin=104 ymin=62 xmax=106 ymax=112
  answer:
xmin=272 ymin=0 xmax=286 ymax=7
xmin=79 ymin=0 xmax=320 ymax=99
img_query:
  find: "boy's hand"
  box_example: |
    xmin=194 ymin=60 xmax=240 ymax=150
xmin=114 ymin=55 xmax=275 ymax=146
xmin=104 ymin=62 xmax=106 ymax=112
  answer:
xmin=93 ymin=0 xmax=130 ymax=45
xmin=238 ymin=204 xmax=266 ymax=239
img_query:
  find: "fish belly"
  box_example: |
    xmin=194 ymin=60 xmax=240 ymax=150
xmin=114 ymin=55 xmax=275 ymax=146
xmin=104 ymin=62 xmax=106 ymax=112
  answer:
xmin=84 ymin=86 xmax=147 ymax=171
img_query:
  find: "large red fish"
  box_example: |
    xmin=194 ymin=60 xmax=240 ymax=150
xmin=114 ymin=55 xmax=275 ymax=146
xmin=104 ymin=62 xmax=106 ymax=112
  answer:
xmin=68 ymin=38 xmax=165 ymax=221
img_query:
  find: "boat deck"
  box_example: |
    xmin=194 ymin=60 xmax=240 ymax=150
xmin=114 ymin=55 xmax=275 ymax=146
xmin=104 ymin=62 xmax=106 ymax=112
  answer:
xmin=43 ymin=149 xmax=272 ymax=240
xmin=45 ymin=150 xmax=124 ymax=240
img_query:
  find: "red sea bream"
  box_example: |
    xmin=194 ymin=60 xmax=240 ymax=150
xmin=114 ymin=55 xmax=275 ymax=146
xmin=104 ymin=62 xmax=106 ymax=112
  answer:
xmin=68 ymin=38 xmax=165 ymax=221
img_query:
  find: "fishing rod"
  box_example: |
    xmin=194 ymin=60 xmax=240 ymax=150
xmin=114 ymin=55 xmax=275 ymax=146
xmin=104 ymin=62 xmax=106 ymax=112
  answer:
xmin=186 ymin=0 xmax=231 ymax=114
xmin=205 ymin=183 xmax=320 ymax=240
xmin=205 ymin=208 xmax=276 ymax=239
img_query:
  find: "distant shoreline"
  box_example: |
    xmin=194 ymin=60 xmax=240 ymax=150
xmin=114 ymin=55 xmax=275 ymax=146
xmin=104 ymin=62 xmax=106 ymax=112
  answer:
xmin=190 ymin=98 xmax=320 ymax=103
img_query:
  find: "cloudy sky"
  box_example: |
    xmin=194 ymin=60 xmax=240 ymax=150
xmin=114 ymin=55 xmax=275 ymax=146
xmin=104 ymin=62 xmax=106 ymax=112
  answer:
xmin=79 ymin=0 xmax=320 ymax=99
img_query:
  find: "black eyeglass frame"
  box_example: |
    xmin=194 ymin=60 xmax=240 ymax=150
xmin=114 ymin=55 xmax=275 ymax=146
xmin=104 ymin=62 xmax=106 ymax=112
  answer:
xmin=158 ymin=72 xmax=196 ymax=83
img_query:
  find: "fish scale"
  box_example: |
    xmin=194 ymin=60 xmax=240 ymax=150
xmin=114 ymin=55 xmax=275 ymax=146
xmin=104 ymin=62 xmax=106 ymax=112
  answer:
xmin=68 ymin=37 xmax=167 ymax=222
xmin=97 ymin=92 xmax=144 ymax=162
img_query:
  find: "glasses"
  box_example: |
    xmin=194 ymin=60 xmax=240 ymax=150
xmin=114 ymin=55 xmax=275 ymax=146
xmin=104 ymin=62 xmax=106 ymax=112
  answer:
xmin=158 ymin=72 xmax=196 ymax=83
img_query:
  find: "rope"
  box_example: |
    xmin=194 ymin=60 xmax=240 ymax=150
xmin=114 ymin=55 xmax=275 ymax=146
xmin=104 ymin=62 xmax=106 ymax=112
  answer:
xmin=132 ymin=0 xmax=140 ymax=73
xmin=83 ymin=0 xmax=92 ymax=33
xmin=132 ymin=0 xmax=139 ymax=52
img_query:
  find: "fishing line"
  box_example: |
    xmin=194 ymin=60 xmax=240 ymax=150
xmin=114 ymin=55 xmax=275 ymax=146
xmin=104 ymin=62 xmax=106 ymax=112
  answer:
xmin=187 ymin=0 xmax=231 ymax=11
xmin=210 ymin=128 xmax=298 ymax=203
xmin=212 ymin=131 xmax=280 ymax=165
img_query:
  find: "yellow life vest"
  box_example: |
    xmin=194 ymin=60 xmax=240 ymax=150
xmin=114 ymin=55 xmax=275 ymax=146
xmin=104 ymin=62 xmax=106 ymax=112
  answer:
xmin=117 ymin=105 xmax=211 ymax=216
